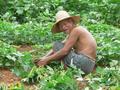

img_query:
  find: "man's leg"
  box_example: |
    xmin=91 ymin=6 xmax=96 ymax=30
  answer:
xmin=53 ymin=41 xmax=68 ymax=69
xmin=53 ymin=41 xmax=95 ymax=74
xmin=53 ymin=41 xmax=80 ymax=69
xmin=72 ymin=53 xmax=95 ymax=74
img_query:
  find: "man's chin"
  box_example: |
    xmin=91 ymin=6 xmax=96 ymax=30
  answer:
xmin=64 ymin=30 xmax=69 ymax=34
xmin=64 ymin=32 xmax=68 ymax=34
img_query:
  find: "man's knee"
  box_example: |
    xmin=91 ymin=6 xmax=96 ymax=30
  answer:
xmin=53 ymin=41 xmax=64 ymax=52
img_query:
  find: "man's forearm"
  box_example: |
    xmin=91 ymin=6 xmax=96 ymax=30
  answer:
xmin=44 ymin=49 xmax=54 ymax=57
xmin=45 ymin=49 xmax=68 ymax=62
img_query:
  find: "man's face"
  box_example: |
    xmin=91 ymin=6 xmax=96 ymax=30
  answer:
xmin=58 ymin=18 xmax=74 ymax=34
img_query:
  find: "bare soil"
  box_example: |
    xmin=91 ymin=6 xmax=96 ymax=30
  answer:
xmin=0 ymin=45 xmax=97 ymax=90
xmin=0 ymin=68 xmax=36 ymax=90
xmin=16 ymin=45 xmax=32 ymax=52
xmin=0 ymin=67 xmax=21 ymax=84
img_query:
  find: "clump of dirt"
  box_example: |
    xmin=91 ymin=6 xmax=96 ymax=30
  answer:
xmin=0 ymin=68 xmax=36 ymax=90
xmin=0 ymin=67 xmax=21 ymax=84
xmin=16 ymin=45 xmax=32 ymax=52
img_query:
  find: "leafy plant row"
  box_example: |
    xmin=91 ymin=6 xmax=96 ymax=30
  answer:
xmin=22 ymin=65 xmax=82 ymax=90
xmin=0 ymin=20 xmax=64 ymax=45
xmin=0 ymin=40 xmax=34 ymax=78
xmin=0 ymin=0 xmax=119 ymax=27
xmin=0 ymin=20 xmax=120 ymax=65
xmin=87 ymin=24 xmax=120 ymax=66
xmin=0 ymin=60 xmax=119 ymax=90
xmin=87 ymin=60 xmax=120 ymax=90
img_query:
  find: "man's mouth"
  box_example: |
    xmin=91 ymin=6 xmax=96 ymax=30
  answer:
xmin=64 ymin=29 xmax=68 ymax=32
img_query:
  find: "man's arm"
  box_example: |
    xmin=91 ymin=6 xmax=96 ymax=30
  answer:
xmin=62 ymin=35 xmax=69 ymax=44
xmin=43 ymin=49 xmax=54 ymax=57
xmin=42 ymin=35 xmax=68 ymax=58
xmin=42 ymin=28 xmax=79 ymax=63
xmin=40 ymin=35 xmax=68 ymax=59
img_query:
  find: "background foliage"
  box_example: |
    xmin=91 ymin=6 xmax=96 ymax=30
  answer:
xmin=0 ymin=0 xmax=119 ymax=27
xmin=0 ymin=0 xmax=120 ymax=89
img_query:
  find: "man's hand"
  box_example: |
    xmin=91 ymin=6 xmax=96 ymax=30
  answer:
xmin=35 ymin=58 xmax=49 ymax=67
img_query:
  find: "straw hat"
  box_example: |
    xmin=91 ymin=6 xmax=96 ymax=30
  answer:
xmin=51 ymin=10 xmax=80 ymax=33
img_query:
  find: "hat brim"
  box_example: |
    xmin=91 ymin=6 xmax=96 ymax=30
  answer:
xmin=51 ymin=16 xmax=80 ymax=34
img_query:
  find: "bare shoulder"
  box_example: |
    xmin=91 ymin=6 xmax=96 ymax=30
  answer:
xmin=76 ymin=26 xmax=88 ymax=31
xmin=72 ymin=26 xmax=87 ymax=35
xmin=76 ymin=26 xmax=91 ymax=34
xmin=67 ymin=27 xmax=80 ymax=39
xmin=71 ymin=26 xmax=84 ymax=33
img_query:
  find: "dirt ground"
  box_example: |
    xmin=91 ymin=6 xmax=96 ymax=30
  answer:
xmin=0 ymin=45 xmax=33 ymax=84
xmin=0 ymin=45 xmax=36 ymax=89
xmin=0 ymin=68 xmax=21 ymax=84
xmin=0 ymin=67 xmax=37 ymax=90
xmin=15 ymin=45 xmax=33 ymax=52
xmin=0 ymin=45 xmax=96 ymax=90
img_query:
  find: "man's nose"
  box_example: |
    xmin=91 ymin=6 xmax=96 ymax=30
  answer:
xmin=63 ymin=25 xmax=67 ymax=30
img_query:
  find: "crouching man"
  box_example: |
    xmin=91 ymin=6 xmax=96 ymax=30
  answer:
xmin=35 ymin=10 xmax=97 ymax=74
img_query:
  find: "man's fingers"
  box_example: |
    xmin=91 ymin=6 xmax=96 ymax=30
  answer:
xmin=34 ymin=59 xmax=42 ymax=65
xmin=36 ymin=62 xmax=43 ymax=67
xmin=37 ymin=61 xmax=46 ymax=67
xmin=34 ymin=59 xmax=47 ymax=67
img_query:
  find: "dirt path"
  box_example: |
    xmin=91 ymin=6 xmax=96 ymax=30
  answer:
xmin=0 ymin=68 xmax=37 ymax=90
xmin=0 ymin=68 xmax=21 ymax=84
xmin=15 ymin=45 xmax=33 ymax=52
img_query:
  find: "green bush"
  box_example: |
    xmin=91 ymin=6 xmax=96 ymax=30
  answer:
xmin=87 ymin=24 xmax=120 ymax=66
xmin=0 ymin=20 xmax=120 ymax=66
xmin=0 ymin=20 xmax=65 ymax=45
xmin=0 ymin=40 xmax=34 ymax=78
xmin=0 ymin=0 xmax=119 ymax=27
xmin=87 ymin=60 xmax=120 ymax=89
xmin=22 ymin=65 xmax=82 ymax=90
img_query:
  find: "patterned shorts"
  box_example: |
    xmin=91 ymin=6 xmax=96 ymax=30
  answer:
xmin=53 ymin=41 xmax=95 ymax=74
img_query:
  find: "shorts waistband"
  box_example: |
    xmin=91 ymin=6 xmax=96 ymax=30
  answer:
xmin=76 ymin=52 xmax=96 ymax=63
